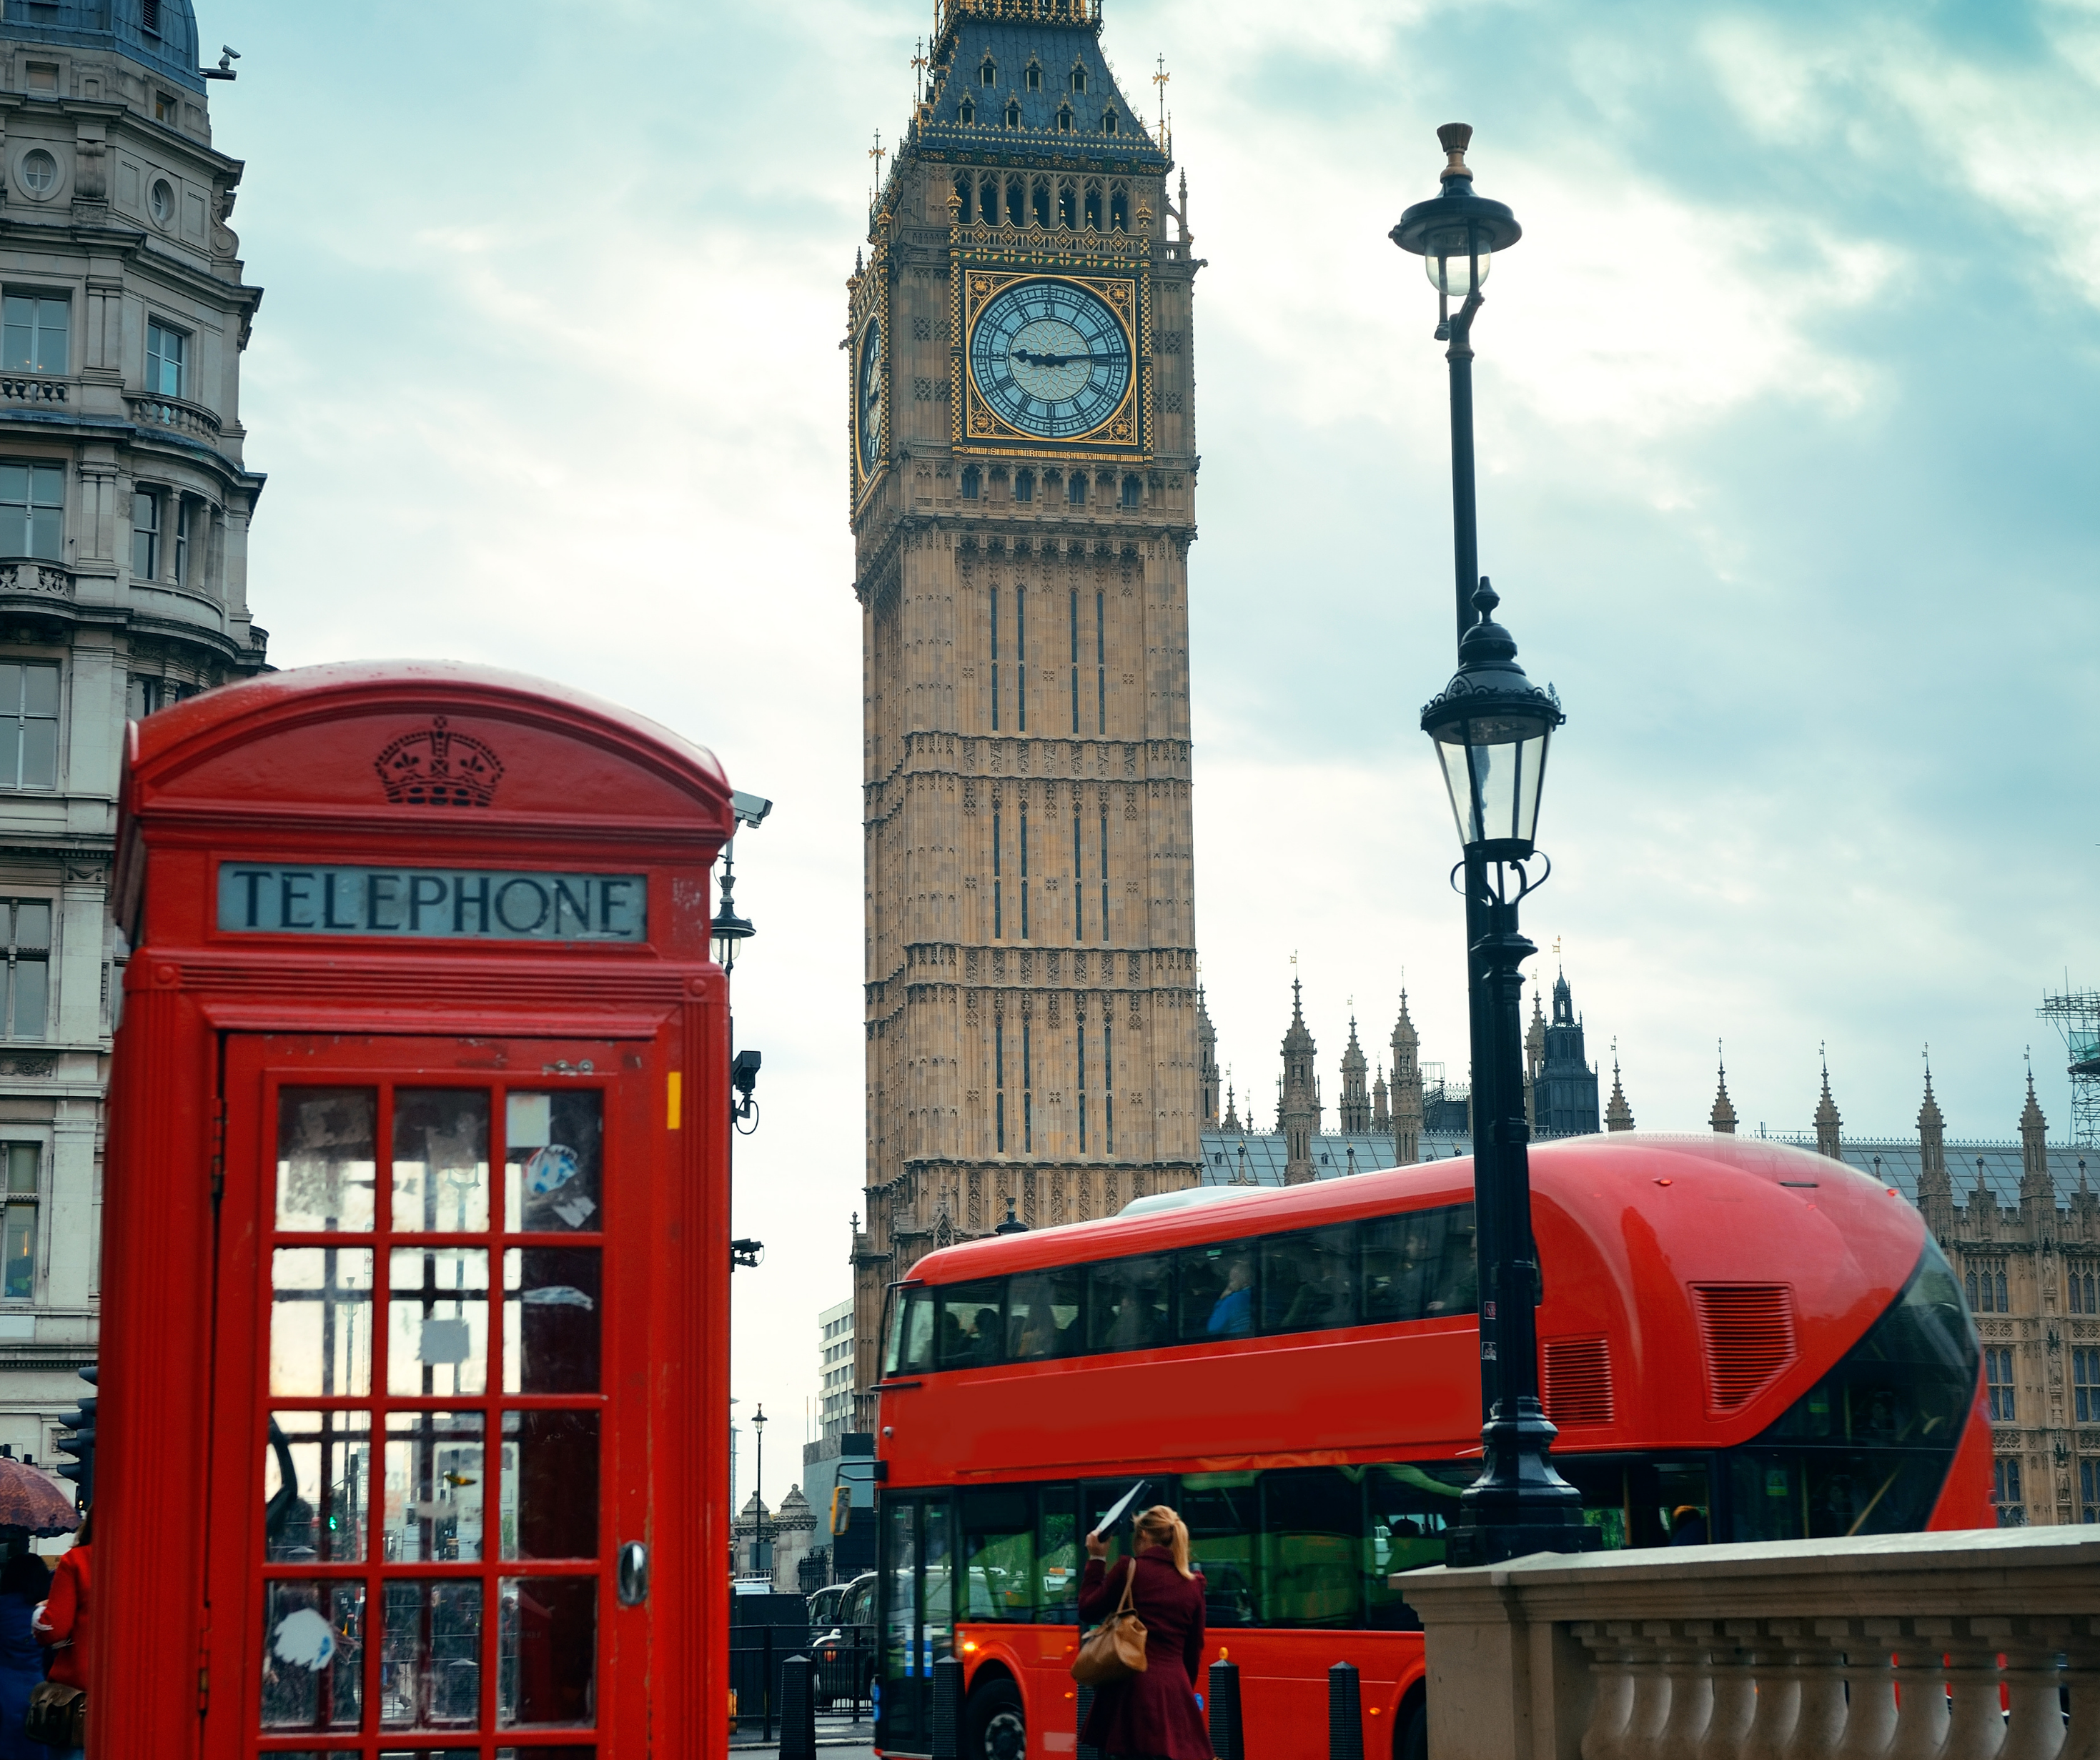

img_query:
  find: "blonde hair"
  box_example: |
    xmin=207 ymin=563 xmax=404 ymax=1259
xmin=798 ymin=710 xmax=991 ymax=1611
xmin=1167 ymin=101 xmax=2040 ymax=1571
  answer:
xmin=1134 ymin=1504 xmax=1193 ymax=1578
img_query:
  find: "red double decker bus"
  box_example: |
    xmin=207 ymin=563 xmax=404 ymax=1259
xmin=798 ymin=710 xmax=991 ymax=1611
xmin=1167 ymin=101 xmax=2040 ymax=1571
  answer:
xmin=867 ymin=1133 xmax=1991 ymax=1760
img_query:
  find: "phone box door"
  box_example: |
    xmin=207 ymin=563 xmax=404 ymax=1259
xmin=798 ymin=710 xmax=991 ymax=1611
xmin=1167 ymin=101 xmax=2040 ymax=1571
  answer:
xmin=204 ymin=1032 xmax=655 ymax=1758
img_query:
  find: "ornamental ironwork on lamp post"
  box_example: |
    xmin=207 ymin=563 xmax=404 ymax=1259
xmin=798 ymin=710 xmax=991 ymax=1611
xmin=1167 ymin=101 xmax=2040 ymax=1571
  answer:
xmin=1395 ymin=127 xmax=1597 ymax=1567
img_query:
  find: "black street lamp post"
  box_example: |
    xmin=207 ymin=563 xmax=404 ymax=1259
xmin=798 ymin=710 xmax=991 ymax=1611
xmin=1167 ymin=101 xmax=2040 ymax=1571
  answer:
xmin=1394 ymin=126 xmax=1598 ymax=1568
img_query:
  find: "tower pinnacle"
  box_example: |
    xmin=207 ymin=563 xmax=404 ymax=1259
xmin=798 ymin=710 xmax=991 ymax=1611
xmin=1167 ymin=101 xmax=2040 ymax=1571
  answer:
xmin=1813 ymin=1044 xmax=1843 ymax=1160
xmin=1604 ymin=1041 xmax=1633 ymax=1132
xmin=1710 ymin=1040 xmax=1738 ymax=1135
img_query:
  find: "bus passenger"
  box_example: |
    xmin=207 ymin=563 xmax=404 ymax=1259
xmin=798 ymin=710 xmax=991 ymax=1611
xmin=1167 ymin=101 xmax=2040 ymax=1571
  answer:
xmin=1079 ymin=1508 xmax=1211 ymax=1760
xmin=1207 ymin=1261 xmax=1253 ymax=1336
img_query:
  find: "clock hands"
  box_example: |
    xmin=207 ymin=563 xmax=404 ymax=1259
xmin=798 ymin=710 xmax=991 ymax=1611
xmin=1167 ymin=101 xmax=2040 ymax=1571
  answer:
xmin=1012 ymin=348 xmax=1092 ymax=368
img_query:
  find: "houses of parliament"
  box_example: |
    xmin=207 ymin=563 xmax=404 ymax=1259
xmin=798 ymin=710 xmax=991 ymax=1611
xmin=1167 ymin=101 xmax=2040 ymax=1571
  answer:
xmin=840 ymin=0 xmax=2096 ymax=1535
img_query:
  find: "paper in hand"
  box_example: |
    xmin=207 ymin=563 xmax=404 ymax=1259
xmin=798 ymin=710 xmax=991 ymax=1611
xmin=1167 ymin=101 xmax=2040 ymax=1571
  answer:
xmin=1092 ymin=1478 xmax=1149 ymax=1538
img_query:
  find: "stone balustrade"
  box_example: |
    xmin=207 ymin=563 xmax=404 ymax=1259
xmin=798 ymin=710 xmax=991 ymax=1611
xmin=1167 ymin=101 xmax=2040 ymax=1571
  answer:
xmin=1397 ymin=1526 xmax=2100 ymax=1760
xmin=127 ymin=392 xmax=223 ymax=441
xmin=0 ymin=376 xmax=67 ymax=404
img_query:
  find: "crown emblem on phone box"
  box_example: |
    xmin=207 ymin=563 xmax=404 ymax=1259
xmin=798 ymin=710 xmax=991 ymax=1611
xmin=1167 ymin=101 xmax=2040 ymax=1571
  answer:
xmin=374 ymin=716 xmax=504 ymax=807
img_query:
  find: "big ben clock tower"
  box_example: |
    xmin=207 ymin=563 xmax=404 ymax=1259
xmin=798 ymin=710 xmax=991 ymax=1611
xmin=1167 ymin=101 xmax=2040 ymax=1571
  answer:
xmin=848 ymin=0 xmax=1203 ymax=1416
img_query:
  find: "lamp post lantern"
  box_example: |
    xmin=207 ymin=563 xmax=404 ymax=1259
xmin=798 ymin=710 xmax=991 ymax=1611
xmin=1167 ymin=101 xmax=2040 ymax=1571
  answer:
xmin=711 ymin=840 xmax=756 ymax=973
xmin=1395 ymin=127 xmax=1597 ymax=1567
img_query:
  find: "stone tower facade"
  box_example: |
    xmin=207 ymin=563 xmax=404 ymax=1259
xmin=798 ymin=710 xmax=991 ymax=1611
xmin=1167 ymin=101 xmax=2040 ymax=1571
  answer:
xmin=1535 ymin=971 xmax=1600 ymax=1137
xmin=1390 ymin=993 xmax=1422 ymax=1167
xmin=847 ymin=0 xmax=1202 ymax=1416
xmin=0 ymin=1 xmax=265 ymax=1457
xmin=1277 ymin=979 xmax=1317 ymax=1183
xmin=1338 ymin=1015 xmax=1370 ymax=1133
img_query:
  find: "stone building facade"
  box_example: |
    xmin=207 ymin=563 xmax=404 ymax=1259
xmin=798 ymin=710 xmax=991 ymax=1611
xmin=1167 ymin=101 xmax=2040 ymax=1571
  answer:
xmin=848 ymin=0 xmax=1203 ymax=1418
xmin=0 ymin=1 xmax=265 ymax=1458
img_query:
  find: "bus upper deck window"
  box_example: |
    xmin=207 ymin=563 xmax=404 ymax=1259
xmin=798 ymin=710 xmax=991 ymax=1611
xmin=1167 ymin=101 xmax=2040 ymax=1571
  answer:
xmin=1260 ymin=1225 xmax=1358 ymax=1335
xmin=1086 ymin=1255 xmax=1172 ymax=1353
xmin=1175 ymin=1241 xmax=1254 ymax=1342
xmin=938 ymin=1283 xmax=1004 ymax=1369
xmin=1008 ymin=1268 xmax=1081 ymax=1359
xmin=887 ymin=1289 xmax=936 ymax=1376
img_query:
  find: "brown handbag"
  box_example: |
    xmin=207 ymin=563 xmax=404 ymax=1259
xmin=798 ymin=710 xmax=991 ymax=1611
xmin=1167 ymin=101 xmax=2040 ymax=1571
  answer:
xmin=24 ymin=1679 xmax=85 ymax=1747
xmin=1071 ymin=1556 xmax=1149 ymax=1686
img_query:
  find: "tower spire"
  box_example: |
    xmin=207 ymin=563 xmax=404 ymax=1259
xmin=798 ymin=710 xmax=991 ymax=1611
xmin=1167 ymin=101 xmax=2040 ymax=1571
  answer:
xmin=1604 ymin=1040 xmax=1633 ymax=1132
xmin=1813 ymin=1043 xmax=1842 ymax=1160
xmin=1710 ymin=1040 xmax=1738 ymax=1135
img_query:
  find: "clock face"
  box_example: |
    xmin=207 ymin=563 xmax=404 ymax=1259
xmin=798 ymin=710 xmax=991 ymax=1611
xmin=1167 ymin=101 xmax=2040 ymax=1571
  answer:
xmin=969 ymin=279 xmax=1132 ymax=440
xmin=857 ymin=319 xmax=883 ymax=474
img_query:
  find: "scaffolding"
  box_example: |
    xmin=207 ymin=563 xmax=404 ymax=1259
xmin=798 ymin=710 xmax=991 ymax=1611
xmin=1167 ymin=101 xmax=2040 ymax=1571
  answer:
xmin=2040 ymin=988 xmax=2100 ymax=1150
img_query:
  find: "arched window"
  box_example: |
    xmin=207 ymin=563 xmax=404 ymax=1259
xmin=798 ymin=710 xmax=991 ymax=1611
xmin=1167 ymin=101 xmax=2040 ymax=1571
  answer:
xmin=1006 ymin=179 xmax=1024 ymax=226
xmin=981 ymin=180 xmax=998 ymax=222
xmin=1026 ymin=63 xmax=1041 ymax=91
xmin=1110 ymin=189 xmax=1128 ymax=231
xmin=1005 ymin=99 xmax=1022 ymax=129
xmin=1059 ymin=185 xmax=1076 ymax=228
xmin=959 ymin=98 xmax=975 ymax=126
xmin=1102 ymin=109 xmax=1118 ymax=134
xmin=980 ymin=57 xmax=998 ymax=85
xmin=1032 ymin=181 xmax=1050 ymax=227
xmin=1067 ymin=473 xmax=1086 ymax=507
xmin=961 ymin=465 xmax=981 ymax=500
xmin=1014 ymin=469 xmax=1035 ymax=504
xmin=954 ymin=174 xmax=970 ymax=214
xmin=1121 ymin=475 xmax=1141 ymax=509
xmin=1999 ymin=1271 xmax=2010 ymax=1310
xmin=1071 ymin=65 xmax=1087 ymax=93
xmin=1967 ymin=1271 xmax=1978 ymax=1308
xmin=1057 ymin=104 xmax=1073 ymax=132
xmin=1084 ymin=187 xmax=1101 ymax=229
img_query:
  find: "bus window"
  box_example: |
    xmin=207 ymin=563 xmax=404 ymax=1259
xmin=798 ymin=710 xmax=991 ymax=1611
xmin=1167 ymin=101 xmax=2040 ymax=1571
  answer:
xmin=1181 ymin=1473 xmax=1257 ymax=1628
xmin=938 ymin=1281 xmax=1004 ymax=1370
xmin=1259 ymin=1225 xmax=1357 ymax=1335
xmin=886 ymin=1289 xmax=936 ymax=1377
xmin=1087 ymin=1253 xmax=1172 ymax=1353
xmin=1364 ymin=1462 xmax=1470 ymax=1629
xmin=961 ymin=1488 xmax=1034 ymax=1620
xmin=924 ymin=1497 xmax=954 ymax=1661
xmin=1009 ymin=1268 xmax=1081 ymax=1360
xmin=884 ymin=1501 xmax=918 ymax=1684
xmin=1259 ymin=1468 xmax=1360 ymax=1627
xmin=1038 ymin=1486 xmax=1079 ymax=1621
xmin=1362 ymin=1205 xmax=1477 ymax=1323
xmin=1176 ymin=1241 xmax=1254 ymax=1341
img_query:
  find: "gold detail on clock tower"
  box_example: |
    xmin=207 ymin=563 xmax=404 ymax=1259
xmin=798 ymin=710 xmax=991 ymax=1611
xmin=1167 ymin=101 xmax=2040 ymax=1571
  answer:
xmin=846 ymin=0 xmax=1203 ymax=1419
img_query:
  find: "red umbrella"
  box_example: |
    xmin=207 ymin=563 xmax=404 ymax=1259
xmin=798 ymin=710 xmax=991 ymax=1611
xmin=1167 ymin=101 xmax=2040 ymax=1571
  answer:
xmin=0 ymin=1460 xmax=79 ymax=1538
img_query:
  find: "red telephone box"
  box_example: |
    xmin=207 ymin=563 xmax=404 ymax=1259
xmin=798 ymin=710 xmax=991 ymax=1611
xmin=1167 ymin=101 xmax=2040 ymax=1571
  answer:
xmin=95 ymin=660 xmax=736 ymax=1759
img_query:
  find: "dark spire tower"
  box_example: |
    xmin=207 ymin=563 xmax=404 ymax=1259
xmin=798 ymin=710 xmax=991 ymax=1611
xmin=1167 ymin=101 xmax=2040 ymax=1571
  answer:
xmin=848 ymin=0 xmax=1204 ymax=1418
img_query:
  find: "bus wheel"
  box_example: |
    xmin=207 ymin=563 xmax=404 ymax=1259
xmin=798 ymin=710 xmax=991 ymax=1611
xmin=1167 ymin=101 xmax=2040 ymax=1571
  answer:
xmin=966 ymin=1674 xmax=1026 ymax=1760
xmin=1395 ymin=1696 xmax=1427 ymax=1760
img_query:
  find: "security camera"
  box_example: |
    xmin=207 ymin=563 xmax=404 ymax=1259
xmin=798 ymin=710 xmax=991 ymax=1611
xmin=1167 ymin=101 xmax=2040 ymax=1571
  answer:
xmin=730 ymin=790 xmax=773 ymax=830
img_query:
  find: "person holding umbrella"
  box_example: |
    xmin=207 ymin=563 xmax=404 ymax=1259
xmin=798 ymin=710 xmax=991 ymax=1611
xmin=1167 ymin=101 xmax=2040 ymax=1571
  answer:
xmin=1076 ymin=1506 xmax=1210 ymax=1760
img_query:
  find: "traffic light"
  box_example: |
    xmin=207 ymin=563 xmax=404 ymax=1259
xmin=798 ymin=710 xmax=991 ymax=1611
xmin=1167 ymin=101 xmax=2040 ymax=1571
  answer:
xmin=53 ymin=1365 xmax=95 ymax=1508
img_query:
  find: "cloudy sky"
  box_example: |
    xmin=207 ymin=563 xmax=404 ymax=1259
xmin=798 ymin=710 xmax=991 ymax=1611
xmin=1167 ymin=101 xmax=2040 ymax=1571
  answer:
xmin=204 ymin=0 xmax=2099 ymax=1505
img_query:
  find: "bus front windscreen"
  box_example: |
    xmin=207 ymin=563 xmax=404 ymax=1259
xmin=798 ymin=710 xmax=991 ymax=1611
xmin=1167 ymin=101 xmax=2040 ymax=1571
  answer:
xmin=1725 ymin=1237 xmax=1976 ymax=1541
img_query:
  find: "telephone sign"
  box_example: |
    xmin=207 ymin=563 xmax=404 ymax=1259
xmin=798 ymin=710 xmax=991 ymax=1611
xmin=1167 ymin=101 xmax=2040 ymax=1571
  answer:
xmin=95 ymin=662 xmax=736 ymax=1760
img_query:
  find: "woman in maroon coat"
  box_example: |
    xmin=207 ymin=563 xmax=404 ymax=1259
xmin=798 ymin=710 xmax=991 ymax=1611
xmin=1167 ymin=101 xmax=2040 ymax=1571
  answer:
xmin=1077 ymin=1506 xmax=1210 ymax=1760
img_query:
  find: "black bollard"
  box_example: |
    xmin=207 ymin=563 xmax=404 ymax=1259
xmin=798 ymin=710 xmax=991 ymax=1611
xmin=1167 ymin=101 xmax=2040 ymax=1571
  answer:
xmin=780 ymin=1655 xmax=818 ymax=1760
xmin=1209 ymin=1657 xmax=1244 ymax=1760
xmin=1078 ymin=1684 xmax=1099 ymax=1760
xmin=1327 ymin=1662 xmax=1364 ymax=1760
xmin=931 ymin=1654 xmax=964 ymax=1760
xmin=763 ymin=1624 xmax=776 ymax=1742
